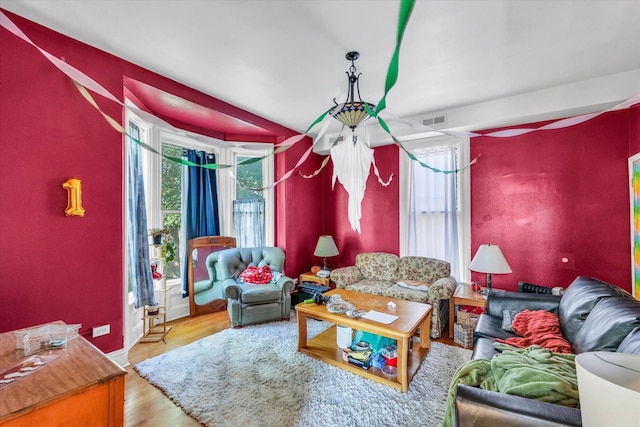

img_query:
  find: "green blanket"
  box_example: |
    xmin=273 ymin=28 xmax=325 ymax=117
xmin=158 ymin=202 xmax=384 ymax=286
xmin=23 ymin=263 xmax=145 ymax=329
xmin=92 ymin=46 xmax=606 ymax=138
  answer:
xmin=442 ymin=343 xmax=579 ymax=427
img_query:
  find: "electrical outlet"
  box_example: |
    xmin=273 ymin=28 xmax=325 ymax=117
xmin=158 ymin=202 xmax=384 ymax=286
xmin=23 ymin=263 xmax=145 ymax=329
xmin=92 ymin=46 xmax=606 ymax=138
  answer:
xmin=92 ymin=324 xmax=110 ymax=338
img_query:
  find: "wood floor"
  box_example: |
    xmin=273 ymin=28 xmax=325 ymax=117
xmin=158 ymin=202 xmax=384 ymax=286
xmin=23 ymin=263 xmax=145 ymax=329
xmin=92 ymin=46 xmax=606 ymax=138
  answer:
xmin=124 ymin=310 xmax=460 ymax=426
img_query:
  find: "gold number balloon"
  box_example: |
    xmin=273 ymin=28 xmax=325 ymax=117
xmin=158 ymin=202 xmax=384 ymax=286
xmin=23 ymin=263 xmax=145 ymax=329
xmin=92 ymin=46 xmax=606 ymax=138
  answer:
xmin=62 ymin=178 xmax=85 ymax=217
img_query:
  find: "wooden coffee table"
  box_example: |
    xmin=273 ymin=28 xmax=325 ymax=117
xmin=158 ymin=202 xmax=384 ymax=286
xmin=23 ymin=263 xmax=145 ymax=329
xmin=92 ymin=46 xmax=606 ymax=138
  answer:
xmin=296 ymin=289 xmax=432 ymax=392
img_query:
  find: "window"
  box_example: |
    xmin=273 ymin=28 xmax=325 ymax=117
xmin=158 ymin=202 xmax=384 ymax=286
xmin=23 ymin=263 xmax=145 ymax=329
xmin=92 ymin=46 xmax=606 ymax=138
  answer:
xmin=399 ymin=135 xmax=470 ymax=282
xmin=127 ymin=110 xmax=274 ymax=289
xmin=235 ymin=155 xmax=263 ymax=200
xmin=160 ymin=144 xmax=182 ymax=279
xmin=233 ymin=155 xmax=266 ymax=247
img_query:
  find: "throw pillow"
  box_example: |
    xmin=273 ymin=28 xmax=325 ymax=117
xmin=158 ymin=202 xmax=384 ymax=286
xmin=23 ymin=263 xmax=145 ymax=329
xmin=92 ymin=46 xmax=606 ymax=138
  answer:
xmin=239 ymin=265 xmax=273 ymax=284
xmin=395 ymin=280 xmax=430 ymax=291
xmin=270 ymin=271 xmax=283 ymax=283
xmin=501 ymin=310 xmax=519 ymax=332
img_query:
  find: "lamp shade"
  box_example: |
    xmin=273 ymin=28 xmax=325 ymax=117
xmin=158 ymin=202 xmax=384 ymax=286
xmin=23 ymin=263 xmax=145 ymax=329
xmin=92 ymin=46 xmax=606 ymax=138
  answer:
xmin=314 ymin=235 xmax=339 ymax=257
xmin=469 ymin=244 xmax=512 ymax=274
xmin=576 ymin=352 xmax=640 ymax=427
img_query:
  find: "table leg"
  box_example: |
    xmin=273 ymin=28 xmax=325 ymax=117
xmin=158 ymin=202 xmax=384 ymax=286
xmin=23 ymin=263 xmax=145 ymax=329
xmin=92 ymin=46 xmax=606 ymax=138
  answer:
xmin=296 ymin=310 xmax=308 ymax=351
xmin=449 ymin=297 xmax=455 ymax=338
xmin=397 ymin=336 xmax=409 ymax=392
xmin=420 ymin=314 xmax=431 ymax=349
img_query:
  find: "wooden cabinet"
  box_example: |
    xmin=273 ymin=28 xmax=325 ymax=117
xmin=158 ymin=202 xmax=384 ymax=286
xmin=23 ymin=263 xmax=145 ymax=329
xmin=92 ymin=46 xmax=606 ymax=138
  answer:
xmin=0 ymin=322 xmax=126 ymax=426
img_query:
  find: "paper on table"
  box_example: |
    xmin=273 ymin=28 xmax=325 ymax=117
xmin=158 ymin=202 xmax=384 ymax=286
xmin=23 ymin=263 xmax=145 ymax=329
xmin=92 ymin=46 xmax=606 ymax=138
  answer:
xmin=362 ymin=310 xmax=398 ymax=324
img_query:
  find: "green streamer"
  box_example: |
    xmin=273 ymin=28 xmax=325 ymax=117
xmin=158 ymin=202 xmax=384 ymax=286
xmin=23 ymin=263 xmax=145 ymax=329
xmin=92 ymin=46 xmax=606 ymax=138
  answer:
xmin=375 ymin=115 xmax=475 ymax=174
xmin=374 ymin=0 xmax=416 ymax=116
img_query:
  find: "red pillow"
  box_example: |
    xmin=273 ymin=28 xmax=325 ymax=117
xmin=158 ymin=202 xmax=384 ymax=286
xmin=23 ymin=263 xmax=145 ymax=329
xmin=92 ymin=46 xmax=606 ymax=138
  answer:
xmin=239 ymin=266 xmax=273 ymax=284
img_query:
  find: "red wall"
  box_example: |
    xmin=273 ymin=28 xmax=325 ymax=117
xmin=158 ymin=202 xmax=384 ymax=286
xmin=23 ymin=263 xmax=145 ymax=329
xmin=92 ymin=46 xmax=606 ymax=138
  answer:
xmin=0 ymin=11 xmax=304 ymax=352
xmin=629 ymin=104 xmax=640 ymax=156
xmin=324 ymin=144 xmax=400 ymax=267
xmin=470 ymin=110 xmax=632 ymax=292
xmin=276 ymin=141 xmax=325 ymax=277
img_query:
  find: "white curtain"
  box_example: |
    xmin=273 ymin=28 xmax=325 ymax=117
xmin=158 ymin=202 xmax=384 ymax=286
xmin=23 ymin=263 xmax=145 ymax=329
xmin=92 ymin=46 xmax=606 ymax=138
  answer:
xmin=408 ymin=146 xmax=460 ymax=279
xmin=233 ymin=198 xmax=264 ymax=247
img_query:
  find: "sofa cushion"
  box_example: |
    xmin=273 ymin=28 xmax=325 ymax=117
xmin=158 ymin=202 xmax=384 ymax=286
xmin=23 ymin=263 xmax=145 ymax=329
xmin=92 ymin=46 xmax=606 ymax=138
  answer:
xmin=474 ymin=313 xmax=519 ymax=342
xmin=345 ymin=281 xmax=429 ymax=303
xmin=572 ymin=297 xmax=640 ymax=353
xmin=215 ymin=247 xmax=285 ymax=281
xmin=395 ymin=280 xmax=430 ymax=291
xmin=471 ymin=337 xmax=500 ymax=360
xmin=237 ymin=282 xmax=283 ymax=304
xmin=558 ymin=276 xmax=631 ymax=343
xmin=355 ymin=252 xmax=399 ymax=282
xmin=486 ymin=291 xmax=560 ymax=318
xmin=616 ymin=327 xmax=640 ymax=354
xmin=501 ymin=310 xmax=519 ymax=332
xmin=396 ymin=256 xmax=450 ymax=284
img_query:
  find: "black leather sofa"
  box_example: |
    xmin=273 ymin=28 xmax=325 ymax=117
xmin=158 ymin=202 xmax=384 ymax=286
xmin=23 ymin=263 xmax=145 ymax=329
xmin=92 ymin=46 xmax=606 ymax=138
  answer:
xmin=453 ymin=276 xmax=640 ymax=427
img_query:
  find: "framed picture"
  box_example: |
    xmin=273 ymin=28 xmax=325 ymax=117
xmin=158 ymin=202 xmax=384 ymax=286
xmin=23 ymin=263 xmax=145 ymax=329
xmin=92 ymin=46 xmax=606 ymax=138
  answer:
xmin=628 ymin=153 xmax=640 ymax=299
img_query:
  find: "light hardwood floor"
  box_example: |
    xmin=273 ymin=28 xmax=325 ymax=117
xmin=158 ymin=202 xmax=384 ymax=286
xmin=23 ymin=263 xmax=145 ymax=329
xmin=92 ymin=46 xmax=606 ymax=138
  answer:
xmin=124 ymin=310 xmax=459 ymax=426
xmin=125 ymin=311 xmax=229 ymax=426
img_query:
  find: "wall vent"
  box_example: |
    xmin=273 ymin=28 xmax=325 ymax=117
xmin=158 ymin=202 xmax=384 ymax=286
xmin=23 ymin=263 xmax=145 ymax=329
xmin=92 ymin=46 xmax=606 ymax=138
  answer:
xmin=422 ymin=114 xmax=447 ymax=127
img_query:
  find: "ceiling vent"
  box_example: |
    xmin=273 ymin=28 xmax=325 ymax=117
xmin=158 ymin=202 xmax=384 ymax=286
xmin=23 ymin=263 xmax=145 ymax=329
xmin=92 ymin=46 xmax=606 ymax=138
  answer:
xmin=422 ymin=114 xmax=447 ymax=127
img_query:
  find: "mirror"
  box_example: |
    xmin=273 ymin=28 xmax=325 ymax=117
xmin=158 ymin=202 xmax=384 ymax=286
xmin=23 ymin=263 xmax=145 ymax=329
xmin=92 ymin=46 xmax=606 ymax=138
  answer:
xmin=187 ymin=236 xmax=236 ymax=317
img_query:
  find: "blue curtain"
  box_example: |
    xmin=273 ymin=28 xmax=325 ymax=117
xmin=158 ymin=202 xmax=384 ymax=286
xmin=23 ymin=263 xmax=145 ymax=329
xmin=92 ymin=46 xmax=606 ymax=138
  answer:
xmin=181 ymin=149 xmax=220 ymax=296
xmin=233 ymin=198 xmax=264 ymax=247
xmin=127 ymin=124 xmax=156 ymax=309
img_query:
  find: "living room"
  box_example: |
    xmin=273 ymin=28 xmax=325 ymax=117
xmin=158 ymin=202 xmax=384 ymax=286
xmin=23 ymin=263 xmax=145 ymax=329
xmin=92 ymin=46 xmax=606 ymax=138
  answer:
xmin=1 ymin=1 xmax=639 ymax=426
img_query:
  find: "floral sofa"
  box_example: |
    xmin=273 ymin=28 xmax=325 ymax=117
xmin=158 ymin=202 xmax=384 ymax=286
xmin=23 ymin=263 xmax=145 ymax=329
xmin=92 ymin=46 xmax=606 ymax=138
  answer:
xmin=330 ymin=252 xmax=457 ymax=338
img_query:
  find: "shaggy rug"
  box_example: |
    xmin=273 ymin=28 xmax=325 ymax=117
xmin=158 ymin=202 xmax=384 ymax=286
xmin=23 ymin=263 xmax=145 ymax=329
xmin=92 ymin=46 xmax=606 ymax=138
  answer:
xmin=135 ymin=317 xmax=471 ymax=427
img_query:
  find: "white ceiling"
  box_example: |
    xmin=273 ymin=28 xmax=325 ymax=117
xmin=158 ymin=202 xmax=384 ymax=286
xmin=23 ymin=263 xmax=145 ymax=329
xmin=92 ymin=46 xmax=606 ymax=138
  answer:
xmin=3 ymin=0 xmax=640 ymax=136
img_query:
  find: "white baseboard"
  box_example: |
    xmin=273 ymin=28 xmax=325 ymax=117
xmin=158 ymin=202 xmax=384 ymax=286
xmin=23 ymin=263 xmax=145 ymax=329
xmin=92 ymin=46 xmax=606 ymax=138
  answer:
xmin=108 ymin=347 xmax=130 ymax=368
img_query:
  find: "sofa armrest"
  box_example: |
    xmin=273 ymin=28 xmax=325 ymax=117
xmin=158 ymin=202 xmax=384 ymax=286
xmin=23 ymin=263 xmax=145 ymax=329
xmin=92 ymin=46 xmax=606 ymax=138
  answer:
xmin=330 ymin=266 xmax=360 ymax=289
xmin=485 ymin=291 xmax=561 ymax=318
xmin=454 ymin=384 xmax=581 ymax=427
xmin=428 ymin=276 xmax=457 ymax=303
xmin=275 ymin=276 xmax=295 ymax=293
xmin=223 ymin=279 xmax=241 ymax=300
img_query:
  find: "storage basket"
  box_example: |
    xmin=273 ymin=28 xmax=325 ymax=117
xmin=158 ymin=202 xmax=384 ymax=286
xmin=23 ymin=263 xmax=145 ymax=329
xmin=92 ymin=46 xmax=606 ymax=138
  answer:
xmin=454 ymin=323 xmax=474 ymax=348
xmin=457 ymin=310 xmax=480 ymax=328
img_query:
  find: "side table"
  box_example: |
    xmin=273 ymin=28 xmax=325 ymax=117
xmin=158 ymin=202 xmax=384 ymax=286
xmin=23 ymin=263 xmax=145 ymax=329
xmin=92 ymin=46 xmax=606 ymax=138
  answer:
xmin=298 ymin=271 xmax=332 ymax=288
xmin=293 ymin=272 xmax=333 ymax=306
xmin=448 ymin=283 xmax=487 ymax=339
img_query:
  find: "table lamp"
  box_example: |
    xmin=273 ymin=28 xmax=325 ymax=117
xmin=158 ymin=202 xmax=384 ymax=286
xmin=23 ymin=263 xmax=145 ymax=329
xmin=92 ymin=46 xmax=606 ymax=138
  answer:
xmin=314 ymin=235 xmax=339 ymax=272
xmin=576 ymin=352 xmax=640 ymax=427
xmin=468 ymin=244 xmax=512 ymax=290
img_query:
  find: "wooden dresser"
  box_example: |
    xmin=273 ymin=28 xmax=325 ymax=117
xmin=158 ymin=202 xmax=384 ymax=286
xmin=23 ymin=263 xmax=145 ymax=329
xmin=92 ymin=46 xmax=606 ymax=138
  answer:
xmin=0 ymin=322 xmax=126 ymax=426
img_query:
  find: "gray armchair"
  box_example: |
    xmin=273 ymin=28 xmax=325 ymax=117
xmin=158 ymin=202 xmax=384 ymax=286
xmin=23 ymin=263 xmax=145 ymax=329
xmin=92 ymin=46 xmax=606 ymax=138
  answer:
xmin=206 ymin=247 xmax=294 ymax=327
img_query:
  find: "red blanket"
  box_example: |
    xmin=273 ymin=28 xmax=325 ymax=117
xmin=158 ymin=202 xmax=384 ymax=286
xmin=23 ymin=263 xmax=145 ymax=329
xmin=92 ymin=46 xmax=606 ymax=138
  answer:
xmin=239 ymin=266 xmax=272 ymax=284
xmin=497 ymin=310 xmax=572 ymax=354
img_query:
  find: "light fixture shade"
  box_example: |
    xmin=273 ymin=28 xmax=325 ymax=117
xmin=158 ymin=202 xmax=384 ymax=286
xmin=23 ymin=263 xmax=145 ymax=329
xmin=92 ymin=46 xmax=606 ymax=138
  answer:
xmin=329 ymin=51 xmax=376 ymax=131
xmin=469 ymin=244 xmax=512 ymax=274
xmin=314 ymin=235 xmax=339 ymax=258
xmin=330 ymin=102 xmax=376 ymax=129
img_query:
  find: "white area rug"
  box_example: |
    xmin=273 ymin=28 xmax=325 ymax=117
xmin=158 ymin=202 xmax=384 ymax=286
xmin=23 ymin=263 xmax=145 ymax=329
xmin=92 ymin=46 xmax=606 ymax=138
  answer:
xmin=135 ymin=317 xmax=471 ymax=427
